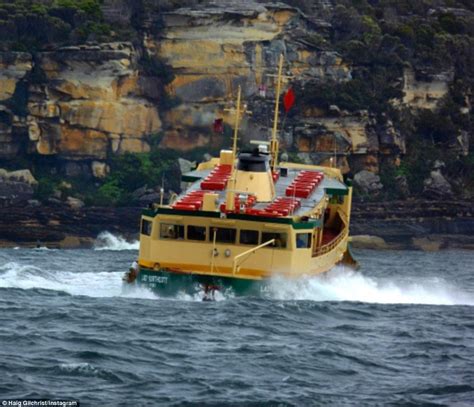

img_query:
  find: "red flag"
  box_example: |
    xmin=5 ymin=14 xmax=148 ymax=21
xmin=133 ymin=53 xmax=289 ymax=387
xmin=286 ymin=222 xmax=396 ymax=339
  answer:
xmin=213 ymin=118 xmax=224 ymax=133
xmin=283 ymin=87 xmax=295 ymax=112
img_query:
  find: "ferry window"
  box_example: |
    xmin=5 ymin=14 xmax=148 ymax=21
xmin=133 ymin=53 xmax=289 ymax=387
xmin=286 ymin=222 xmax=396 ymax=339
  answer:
xmin=187 ymin=225 xmax=207 ymax=241
xmin=213 ymin=228 xmax=236 ymax=244
xmin=262 ymin=232 xmax=287 ymax=249
xmin=141 ymin=219 xmax=152 ymax=236
xmin=240 ymin=229 xmax=259 ymax=245
xmin=160 ymin=223 xmax=184 ymax=240
xmin=296 ymin=233 xmax=312 ymax=249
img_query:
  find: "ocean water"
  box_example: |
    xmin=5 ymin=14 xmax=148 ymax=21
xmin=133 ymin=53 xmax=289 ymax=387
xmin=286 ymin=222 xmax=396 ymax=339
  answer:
xmin=0 ymin=232 xmax=473 ymax=406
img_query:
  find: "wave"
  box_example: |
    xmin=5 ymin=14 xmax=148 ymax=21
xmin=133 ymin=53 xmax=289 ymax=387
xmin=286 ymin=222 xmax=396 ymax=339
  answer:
xmin=0 ymin=261 xmax=223 ymax=302
xmin=93 ymin=232 xmax=139 ymax=251
xmin=1 ymin=261 xmax=472 ymax=305
xmin=0 ymin=261 xmax=154 ymax=299
xmin=268 ymin=266 xmax=474 ymax=306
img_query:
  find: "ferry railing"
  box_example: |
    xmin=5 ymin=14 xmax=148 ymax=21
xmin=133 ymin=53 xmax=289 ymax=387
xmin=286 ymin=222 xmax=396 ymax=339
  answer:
xmin=232 ymin=239 xmax=275 ymax=275
xmin=312 ymin=229 xmax=348 ymax=257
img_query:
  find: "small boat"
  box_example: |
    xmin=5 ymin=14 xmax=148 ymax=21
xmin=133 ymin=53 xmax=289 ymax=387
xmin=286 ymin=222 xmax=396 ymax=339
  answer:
xmin=123 ymin=56 xmax=357 ymax=298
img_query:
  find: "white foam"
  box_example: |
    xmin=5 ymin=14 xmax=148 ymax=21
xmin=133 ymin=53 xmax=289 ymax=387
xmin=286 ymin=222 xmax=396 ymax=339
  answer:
xmin=0 ymin=261 xmax=155 ymax=299
xmin=1 ymin=260 xmax=472 ymax=305
xmin=268 ymin=266 xmax=474 ymax=306
xmin=60 ymin=362 xmax=97 ymax=373
xmin=93 ymin=232 xmax=138 ymax=251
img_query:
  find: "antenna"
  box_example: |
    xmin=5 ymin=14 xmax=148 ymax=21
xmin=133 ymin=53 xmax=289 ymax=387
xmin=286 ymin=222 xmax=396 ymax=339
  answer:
xmin=224 ymin=85 xmax=251 ymax=161
xmin=268 ymin=54 xmax=293 ymax=173
xmin=270 ymin=54 xmax=283 ymax=173
xmin=160 ymin=175 xmax=164 ymax=206
xmin=224 ymin=85 xmax=251 ymax=212
xmin=232 ymin=85 xmax=242 ymax=159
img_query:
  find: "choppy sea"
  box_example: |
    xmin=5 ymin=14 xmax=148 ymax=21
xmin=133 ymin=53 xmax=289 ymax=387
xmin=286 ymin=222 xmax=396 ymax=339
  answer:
xmin=0 ymin=232 xmax=473 ymax=406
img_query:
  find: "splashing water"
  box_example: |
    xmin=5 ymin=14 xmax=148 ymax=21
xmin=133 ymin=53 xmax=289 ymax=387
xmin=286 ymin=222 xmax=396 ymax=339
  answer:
xmin=0 ymin=259 xmax=472 ymax=305
xmin=268 ymin=266 xmax=474 ymax=306
xmin=0 ymin=261 xmax=155 ymax=299
xmin=93 ymin=232 xmax=139 ymax=251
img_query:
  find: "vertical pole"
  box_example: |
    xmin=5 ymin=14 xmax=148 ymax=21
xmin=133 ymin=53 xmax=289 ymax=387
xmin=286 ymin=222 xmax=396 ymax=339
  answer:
xmin=210 ymin=228 xmax=217 ymax=274
xmin=232 ymin=85 xmax=242 ymax=161
xmin=226 ymin=85 xmax=241 ymax=212
xmin=270 ymin=54 xmax=284 ymax=173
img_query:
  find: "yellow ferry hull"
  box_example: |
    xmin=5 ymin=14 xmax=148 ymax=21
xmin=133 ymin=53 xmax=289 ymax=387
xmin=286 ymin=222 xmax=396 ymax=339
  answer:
xmin=132 ymin=240 xmax=357 ymax=297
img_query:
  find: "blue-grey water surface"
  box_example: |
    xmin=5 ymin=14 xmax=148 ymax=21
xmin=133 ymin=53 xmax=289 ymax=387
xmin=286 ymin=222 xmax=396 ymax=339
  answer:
xmin=0 ymin=232 xmax=473 ymax=406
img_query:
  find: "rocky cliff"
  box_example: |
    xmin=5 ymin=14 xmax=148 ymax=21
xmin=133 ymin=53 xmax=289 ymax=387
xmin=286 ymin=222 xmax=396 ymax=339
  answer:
xmin=0 ymin=0 xmax=472 ymax=203
xmin=1 ymin=200 xmax=472 ymax=250
xmin=1 ymin=42 xmax=163 ymax=177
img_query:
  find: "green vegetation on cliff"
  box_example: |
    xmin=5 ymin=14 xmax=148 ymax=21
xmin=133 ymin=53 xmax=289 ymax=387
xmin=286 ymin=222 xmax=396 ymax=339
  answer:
xmin=0 ymin=0 xmax=115 ymax=50
xmin=0 ymin=0 xmax=472 ymax=206
xmin=296 ymin=0 xmax=473 ymax=199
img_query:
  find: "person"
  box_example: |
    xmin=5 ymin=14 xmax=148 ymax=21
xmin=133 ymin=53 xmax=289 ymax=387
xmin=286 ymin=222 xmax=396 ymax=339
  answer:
xmin=167 ymin=226 xmax=176 ymax=239
xmin=125 ymin=260 xmax=139 ymax=283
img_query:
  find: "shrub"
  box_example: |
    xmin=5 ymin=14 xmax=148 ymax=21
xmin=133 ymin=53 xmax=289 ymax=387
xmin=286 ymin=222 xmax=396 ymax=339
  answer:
xmin=94 ymin=180 xmax=126 ymax=206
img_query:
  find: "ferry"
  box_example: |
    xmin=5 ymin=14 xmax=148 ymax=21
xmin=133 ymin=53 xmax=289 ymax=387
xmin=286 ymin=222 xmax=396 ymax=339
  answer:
xmin=123 ymin=56 xmax=357 ymax=297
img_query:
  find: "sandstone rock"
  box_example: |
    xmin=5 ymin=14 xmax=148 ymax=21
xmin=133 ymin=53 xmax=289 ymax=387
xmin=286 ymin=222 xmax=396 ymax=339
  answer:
xmin=412 ymin=237 xmax=443 ymax=251
xmin=0 ymin=180 xmax=34 ymax=207
xmin=378 ymin=119 xmax=405 ymax=154
xmin=350 ymin=235 xmax=388 ymax=250
xmin=400 ymin=67 xmax=451 ymax=110
xmin=329 ymin=105 xmax=341 ymax=116
xmin=59 ymin=181 xmax=72 ymax=190
xmin=0 ymin=169 xmax=37 ymax=185
xmin=423 ymin=167 xmax=453 ymax=199
xmin=0 ymin=52 xmax=32 ymax=101
xmin=59 ymin=100 xmax=161 ymax=136
xmin=66 ymin=196 xmax=85 ymax=209
xmin=91 ymin=161 xmax=109 ymax=179
xmin=354 ymin=170 xmax=383 ymax=194
xmin=27 ymin=118 xmax=41 ymax=141
xmin=58 ymin=127 xmax=108 ymax=160
xmin=155 ymin=3 xmax=352 ymax=149
xmin=455 ymin=130 xmax=469 ymax=157
xmin=118 ymin=137 xmax=151 ymax=154
xmin=22 ymin=42 xmax=161 ymax=162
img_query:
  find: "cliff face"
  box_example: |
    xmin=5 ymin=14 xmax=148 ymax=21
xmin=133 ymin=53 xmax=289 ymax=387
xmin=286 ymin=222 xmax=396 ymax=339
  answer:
xmin=0 ymin=52 xmax=32 ymax=159
xmin=147 ymin=2 xmax=408 ymax=174
xmin=0 ymin=0 xmax=472 ymax=194
xmin=1 ymin=42 xmax=164 ymax=177
xmin=148 ymin=4 xmax=352 ymax=152
xmin=0 ymin=2 xmax=397 ymax=176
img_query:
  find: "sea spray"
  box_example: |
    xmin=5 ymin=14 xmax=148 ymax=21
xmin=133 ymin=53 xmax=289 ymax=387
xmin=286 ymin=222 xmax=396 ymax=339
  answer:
xmin=93 ymin=232 xmax=139 ymax=251
xmin=267 ymin=266 xmax=474 ymax=306
xmin=1 ymin=260 xmax=473 ymax=306
xmin=0 ymin=261 xmax=158 ymax=299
